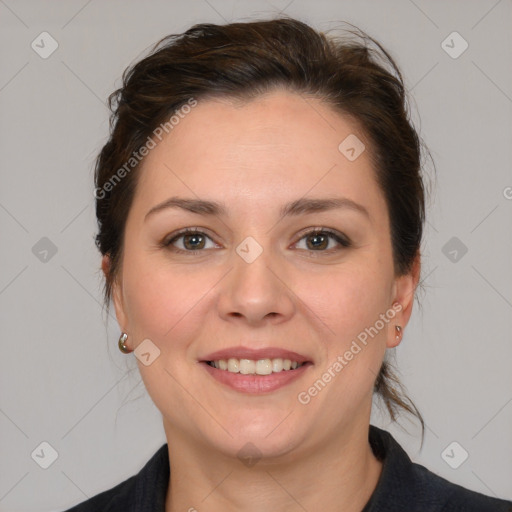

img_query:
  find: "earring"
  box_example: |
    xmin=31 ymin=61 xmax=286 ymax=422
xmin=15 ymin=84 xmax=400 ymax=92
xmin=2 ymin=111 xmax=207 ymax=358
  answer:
xmin=395 ymin=325 xmax=402 ymax=341
xmin=118 ymin=332 xmax=132 ymax=354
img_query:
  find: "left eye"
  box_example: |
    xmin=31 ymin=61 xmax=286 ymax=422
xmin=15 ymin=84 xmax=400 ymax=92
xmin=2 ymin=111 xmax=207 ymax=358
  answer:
xmin=294 ymin=229 xmax=350 ymax=252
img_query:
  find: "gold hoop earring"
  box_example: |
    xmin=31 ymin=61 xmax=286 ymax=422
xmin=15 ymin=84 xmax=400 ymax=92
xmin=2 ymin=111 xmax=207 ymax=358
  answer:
xmin=118 ymin=332 xmax=132 ymax=354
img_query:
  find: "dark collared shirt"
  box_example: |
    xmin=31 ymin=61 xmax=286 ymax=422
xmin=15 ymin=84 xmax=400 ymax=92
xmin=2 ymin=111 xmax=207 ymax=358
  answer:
xmin=63 ymin=425 xmax=512 ymax=511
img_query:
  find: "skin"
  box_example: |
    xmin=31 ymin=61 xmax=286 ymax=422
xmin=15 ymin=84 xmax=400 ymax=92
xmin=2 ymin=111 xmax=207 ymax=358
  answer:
xmin=102 ymin=89 xmax=420 ymax=512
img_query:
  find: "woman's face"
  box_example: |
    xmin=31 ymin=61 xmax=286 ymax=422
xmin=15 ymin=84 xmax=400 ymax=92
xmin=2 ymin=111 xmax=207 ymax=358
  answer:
xmin=106 ymin=89 xmax=418 ymax=459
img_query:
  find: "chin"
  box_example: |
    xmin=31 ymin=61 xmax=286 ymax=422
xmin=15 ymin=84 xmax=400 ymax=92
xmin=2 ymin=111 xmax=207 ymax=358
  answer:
xmin=210 ymin=412 xmax=308 ymax=460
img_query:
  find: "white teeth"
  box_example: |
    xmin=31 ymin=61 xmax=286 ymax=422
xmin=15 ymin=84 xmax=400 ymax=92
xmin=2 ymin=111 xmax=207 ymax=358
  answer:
xmin=272 ymin=358 xmax=283 ymax=372
xmin=227 ymin=358 xmax=239 ymax=372
xmin=209 ymin=358 xmax=304 ymax=375
xmin=239 ymin=359 xmax=256 ymax=374
xmin=256 ymin=359 xmax=273 ymax=375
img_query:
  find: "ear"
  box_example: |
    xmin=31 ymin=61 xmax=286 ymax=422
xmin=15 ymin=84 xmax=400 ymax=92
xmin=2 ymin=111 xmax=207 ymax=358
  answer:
xmin=387 ymin=250 xmax=421 ymax=348
xmin=101 ymin=254 xmax=128 ymax=332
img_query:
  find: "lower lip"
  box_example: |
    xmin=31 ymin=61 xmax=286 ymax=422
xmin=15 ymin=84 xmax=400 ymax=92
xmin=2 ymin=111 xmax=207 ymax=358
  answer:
xmin=200 ymin=362 xmax=312 ymax=393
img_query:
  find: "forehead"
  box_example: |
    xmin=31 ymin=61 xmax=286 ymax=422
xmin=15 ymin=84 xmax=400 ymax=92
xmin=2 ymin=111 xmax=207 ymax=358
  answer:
xmin=131 ymin=90 xmax=386 ymax=222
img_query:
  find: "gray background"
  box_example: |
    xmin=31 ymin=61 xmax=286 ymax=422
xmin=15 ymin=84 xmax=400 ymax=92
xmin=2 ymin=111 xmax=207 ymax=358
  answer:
xmin=1 ymin=0 xmax=511 ymax=510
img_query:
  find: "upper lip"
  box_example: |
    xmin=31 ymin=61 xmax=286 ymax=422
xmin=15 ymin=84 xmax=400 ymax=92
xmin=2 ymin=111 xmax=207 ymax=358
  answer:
xmin=201 ymin=347 xmax=312 ymax=364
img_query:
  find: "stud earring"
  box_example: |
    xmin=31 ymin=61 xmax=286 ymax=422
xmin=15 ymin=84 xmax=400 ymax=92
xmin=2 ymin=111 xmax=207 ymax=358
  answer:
xmin=118 ymin=332 xmax=132 ymax=354
xmin=395 ymin=325 xmax=402 ymax=341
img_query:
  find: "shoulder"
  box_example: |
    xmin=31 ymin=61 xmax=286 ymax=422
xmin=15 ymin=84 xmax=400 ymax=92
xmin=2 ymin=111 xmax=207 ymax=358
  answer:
xmin=411 ymin=460 xmax=512 ymax=511
xmin=366 ymin=426 xmax=512 ymax=512
xmin=61 ymin=444 xmax=169 ymax=512
xmin=62 ymin=475 xmax=137 ymax=512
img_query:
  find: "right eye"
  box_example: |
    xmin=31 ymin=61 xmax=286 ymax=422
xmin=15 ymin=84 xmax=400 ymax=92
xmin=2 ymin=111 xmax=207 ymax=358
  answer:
xmin=162 ymin=228 xmax=220 ymax=255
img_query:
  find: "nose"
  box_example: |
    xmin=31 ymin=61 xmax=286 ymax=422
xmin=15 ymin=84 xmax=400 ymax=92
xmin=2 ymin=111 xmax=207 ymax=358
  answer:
xmin=216 ymin=243 xmax=295 ymax=327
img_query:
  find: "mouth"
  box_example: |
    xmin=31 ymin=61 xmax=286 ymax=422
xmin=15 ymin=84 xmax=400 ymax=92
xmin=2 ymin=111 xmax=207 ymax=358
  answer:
xmin=204 ymin=358 xmax=310 ymax=375
xmin=199 ymin=347 xmax=313 ymax=393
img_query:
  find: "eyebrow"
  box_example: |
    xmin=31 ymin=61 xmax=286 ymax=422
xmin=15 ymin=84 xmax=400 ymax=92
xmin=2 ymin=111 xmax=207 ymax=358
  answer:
xmin=144 ymin=196 xmax=370 ymax=222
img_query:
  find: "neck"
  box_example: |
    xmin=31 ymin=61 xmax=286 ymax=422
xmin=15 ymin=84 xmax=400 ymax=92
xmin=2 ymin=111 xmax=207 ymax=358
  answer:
xmin=164 ymin=417 xmax=382 ymax=512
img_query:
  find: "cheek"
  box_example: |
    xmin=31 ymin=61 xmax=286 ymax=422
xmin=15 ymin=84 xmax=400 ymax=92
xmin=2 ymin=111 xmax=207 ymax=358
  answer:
xmin=289 ymin=265 xmax=391 ymax=423
xmin=121 ymin=251 xmax=201 ymax=342
xmin=295 ymin=262 xmax=391 ymax=396
xmin=122 ymin=258 xmax=216 ymax=418
xmin=297 ymin=264 xmax=391 ymax=342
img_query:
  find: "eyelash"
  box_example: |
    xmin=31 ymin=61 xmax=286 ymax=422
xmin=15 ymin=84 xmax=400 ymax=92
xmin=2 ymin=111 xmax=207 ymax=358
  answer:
xmin=161 ymin=227 xmax=351 ymax=256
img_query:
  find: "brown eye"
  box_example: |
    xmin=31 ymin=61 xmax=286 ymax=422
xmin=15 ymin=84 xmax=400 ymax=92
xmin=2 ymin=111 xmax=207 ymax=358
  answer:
xmin=181 ymin=233 xmax=206 ymax=250
xmin=295 ymin=229 xmax=351 ymax=252
xmin=306 ymin=232 xmax=329 ymax=250
xmin=164 ymin=229 xmax=218 ymax=253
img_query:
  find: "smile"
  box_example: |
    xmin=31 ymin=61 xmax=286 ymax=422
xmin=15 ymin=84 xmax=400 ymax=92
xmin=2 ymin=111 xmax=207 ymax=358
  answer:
xmin=200 ymin=346 xmax=313 ymax=393
xmin=207 ymin=358 xmax=305 ymax=375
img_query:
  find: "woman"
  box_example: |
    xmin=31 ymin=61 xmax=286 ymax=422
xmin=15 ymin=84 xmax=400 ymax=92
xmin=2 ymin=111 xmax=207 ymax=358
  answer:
xmin=66 ymin=17 xmax=512 ymax=512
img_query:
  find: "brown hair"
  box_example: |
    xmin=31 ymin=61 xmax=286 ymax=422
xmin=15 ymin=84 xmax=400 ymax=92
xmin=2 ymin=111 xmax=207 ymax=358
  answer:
xmin=95 ymin=17 xmax=432 ymax=433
